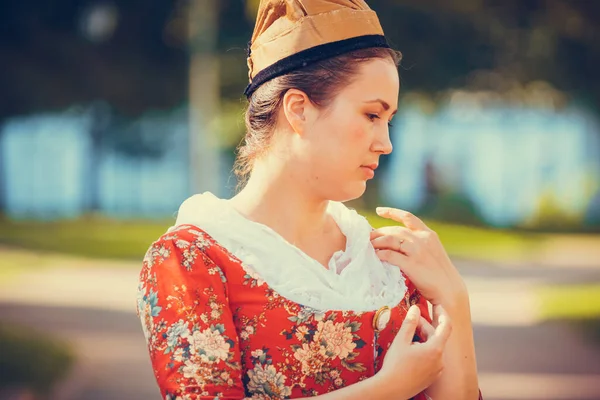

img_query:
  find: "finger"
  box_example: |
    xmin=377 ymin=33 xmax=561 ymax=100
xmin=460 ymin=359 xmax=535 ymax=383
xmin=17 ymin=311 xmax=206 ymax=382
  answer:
xmin=398 ymin=305 xmax=421 ymax=344
xmin=374 ymin=249 xmax=409 ymax=268
xmin=371 ymin=236 xmax=414 ymax=255
xmin=370 ymin=226 xmax=416 ymax=240
xmin=376 ymin=207 xmax=430 ymax=231
xmin=417 ymin=316 xmax=436 ymax=341
xmin=430 ymin=306 xmax=453 ymax=348
xmin=431 ymin=303 xmax=444 ymax=327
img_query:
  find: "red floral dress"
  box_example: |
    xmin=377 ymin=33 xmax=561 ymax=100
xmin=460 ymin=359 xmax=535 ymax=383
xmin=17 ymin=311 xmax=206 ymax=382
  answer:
xmin=137 ymin=224 xmax=475 ymax=399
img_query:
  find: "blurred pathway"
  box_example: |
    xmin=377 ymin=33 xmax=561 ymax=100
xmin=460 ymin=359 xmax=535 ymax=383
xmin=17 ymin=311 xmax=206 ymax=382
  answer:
xmin=1 ymin=257 xmax=600 ymax=399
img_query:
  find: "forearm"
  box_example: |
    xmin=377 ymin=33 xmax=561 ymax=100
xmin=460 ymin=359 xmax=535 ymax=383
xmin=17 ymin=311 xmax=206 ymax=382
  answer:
xmin=300 ymin=373 xmax=406 ymax=400
xmin=426 ymin=288 xmax=480 ymax=400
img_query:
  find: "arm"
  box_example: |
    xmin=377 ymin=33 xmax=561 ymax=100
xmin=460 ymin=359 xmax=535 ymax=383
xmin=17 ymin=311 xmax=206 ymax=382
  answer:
xmin=300 ymin=374 xmax=396 ymax=400
xmin=308 ymin=302 xmax=446 ymax=400
xmin=138 ymin=233 xmax=402 ymax=400
xmin=137 ymin=235 xmax=246 ymax=399
xmin=424 ymin=285 xmax=481 ymax=400
xmin=371 ymin=207 xmax=483 ymax=400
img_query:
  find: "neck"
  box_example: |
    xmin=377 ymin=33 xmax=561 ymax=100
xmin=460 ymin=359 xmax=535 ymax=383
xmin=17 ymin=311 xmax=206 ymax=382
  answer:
xmin=229 ymin=158 xmax=332 ymax=247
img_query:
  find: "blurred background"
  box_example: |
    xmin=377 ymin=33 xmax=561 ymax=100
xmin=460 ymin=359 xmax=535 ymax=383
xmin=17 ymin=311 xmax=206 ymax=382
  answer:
xmin=1 ymin=0 xmax=600 ymax=399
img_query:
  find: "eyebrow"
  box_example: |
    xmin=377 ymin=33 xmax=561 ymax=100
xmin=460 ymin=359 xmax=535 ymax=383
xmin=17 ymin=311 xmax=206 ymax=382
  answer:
xmin=364 ymin=99 xmax=398 ymax=115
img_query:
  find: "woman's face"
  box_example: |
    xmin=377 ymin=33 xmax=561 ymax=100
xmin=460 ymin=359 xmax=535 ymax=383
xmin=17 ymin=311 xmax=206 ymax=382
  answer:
xmin=287 ymin=57 xmax=400 ymax=202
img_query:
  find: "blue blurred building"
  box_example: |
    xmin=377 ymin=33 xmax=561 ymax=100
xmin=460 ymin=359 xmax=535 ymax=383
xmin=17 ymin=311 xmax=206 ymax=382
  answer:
xmin=1 ymin=102 xmax=599 ymax=228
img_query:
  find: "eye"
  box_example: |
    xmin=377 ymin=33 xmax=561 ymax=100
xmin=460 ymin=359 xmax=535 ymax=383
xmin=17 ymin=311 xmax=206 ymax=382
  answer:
xmin=368 ymin=113 xmax=394 ymax=128
xmin=367 ymin=113 xmax=380 ymax=122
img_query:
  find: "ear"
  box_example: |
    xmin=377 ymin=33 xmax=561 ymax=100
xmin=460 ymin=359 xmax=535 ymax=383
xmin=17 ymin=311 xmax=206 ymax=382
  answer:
xmin=282 ymin=88 xmax=313 ymax=135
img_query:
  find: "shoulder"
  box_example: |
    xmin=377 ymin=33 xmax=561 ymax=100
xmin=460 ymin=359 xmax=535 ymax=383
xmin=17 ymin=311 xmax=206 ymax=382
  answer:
xmin=143 ymin=224 xmax=214 ymax=267
xmin=141 ymin=224 xmax=245 ymax=282
xmin=161 ymin=223 xmax=216 ymax=248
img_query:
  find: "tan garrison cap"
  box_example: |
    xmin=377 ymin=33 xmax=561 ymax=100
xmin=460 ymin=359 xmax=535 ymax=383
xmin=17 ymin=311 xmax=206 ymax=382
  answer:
xmin=244 ymin=0 xmax=389 ymax=97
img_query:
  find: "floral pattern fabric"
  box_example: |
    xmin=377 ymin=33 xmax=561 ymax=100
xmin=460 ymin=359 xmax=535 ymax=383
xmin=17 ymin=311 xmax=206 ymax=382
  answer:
xmin=137 ymin=225 xmax=479 ymax=399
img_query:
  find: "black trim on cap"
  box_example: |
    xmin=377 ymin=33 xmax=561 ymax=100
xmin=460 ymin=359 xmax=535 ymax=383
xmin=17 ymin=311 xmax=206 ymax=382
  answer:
xmin=244 ymin=34 xmax=390 ymax=98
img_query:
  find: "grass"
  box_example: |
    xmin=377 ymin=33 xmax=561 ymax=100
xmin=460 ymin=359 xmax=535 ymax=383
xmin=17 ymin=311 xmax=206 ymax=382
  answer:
xmin=0 ymin=211 xmax=597 ymax=264
xmin=0 ymin=248 xmax=53 ymax=281
xmin=537 ymin=284 xmax=600 ymax=321
xmin=363 ymin=210 xmax=544 ymax=262
xmin=0 ymin=323 xmax=74 ymax=395
xmin=0 ymin=214 xmax=171 ymax=261
xmin=537 ymin=283 xmax=600 ymax=343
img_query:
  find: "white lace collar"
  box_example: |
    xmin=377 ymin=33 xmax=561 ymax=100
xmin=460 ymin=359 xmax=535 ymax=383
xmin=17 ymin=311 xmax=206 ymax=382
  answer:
xmin=169 ymin=192 xmax=406 ymax=312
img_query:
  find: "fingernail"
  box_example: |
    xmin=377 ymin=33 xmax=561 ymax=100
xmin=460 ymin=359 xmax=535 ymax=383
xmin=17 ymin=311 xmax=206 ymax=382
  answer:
xmin=407 ymin=305 xmax=419 ymax=318
xmin=376 ymin=207 xmax=388 ymax=215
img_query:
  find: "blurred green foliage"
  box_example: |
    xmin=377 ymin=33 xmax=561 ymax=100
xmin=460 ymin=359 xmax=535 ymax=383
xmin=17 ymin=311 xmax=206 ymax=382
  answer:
xmin=522 ymin=189 xmax=584 ymax=232
xmin=1 ymin=0 xmax=599 ymax=120
xmin=0 ymin=323 xmax=74 ymax=395
xmin=418 ymin=191 xmax=488 ymax=227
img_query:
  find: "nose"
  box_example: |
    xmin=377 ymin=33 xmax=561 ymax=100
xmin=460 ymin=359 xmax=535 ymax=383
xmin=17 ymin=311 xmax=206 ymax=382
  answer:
xmin=371 ymin=128 xmax=393 ymax=155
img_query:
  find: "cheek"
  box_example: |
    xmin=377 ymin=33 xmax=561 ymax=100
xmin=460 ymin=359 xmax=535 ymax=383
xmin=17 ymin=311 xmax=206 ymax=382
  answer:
xmin=342 ymin=122 xmax=371 ymax=157
xmin=349 ymin=124 xmax=370 ymax=143
xmin=325 ymin=127 xmax=364 ymax=162
xmin=309 ymin=116 xmax=369 ymax=172
xmin=342 ymin=112 xmax=371 ymax=142
xmin=339 ymin=112 xmax=369 ymax=140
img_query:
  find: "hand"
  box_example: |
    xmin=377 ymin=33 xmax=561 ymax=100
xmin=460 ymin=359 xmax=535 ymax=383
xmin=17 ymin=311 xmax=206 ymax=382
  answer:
xmin=377 ymin=305 xmax=453 ymax=399
xmin=371 ymin=207 xmax=467 ymax=307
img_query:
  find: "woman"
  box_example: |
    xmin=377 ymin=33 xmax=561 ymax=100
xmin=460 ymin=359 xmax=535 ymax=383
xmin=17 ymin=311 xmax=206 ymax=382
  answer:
xmin=137 ymin=0 xmax=482 ymax=399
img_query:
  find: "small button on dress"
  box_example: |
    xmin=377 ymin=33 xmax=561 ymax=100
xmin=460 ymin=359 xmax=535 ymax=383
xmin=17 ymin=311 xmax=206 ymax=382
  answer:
xmin=373 ymin=306 xmax=391 ymax=331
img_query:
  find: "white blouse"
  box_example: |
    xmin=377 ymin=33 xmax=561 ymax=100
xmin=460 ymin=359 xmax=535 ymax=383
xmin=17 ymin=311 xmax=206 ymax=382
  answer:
xmin=169 ymin=192 xmax=407 ymax=312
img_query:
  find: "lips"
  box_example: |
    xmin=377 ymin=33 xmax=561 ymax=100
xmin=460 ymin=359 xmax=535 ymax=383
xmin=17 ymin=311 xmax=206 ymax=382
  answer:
xmin=360 ymin=164 xmax=377 ymax=179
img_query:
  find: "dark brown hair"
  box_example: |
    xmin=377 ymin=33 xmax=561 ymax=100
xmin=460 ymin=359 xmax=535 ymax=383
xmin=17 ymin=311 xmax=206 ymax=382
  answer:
xmin=233 ymin=47 xmax=402 ymax=187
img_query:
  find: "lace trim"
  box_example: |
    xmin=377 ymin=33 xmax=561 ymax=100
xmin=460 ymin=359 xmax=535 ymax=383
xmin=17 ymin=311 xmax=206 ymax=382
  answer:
xmin=170 ymin=193 xmax=407 ymax=312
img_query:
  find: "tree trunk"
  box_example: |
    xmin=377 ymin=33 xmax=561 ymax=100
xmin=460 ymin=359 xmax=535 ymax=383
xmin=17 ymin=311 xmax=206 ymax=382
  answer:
xmin=187 ymin=0 xmax=221 ymax=196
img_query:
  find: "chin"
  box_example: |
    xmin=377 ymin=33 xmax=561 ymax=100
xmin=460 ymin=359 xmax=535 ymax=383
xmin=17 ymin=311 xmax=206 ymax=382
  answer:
xmin=324 ymin=181 xmax=367 ymax=203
